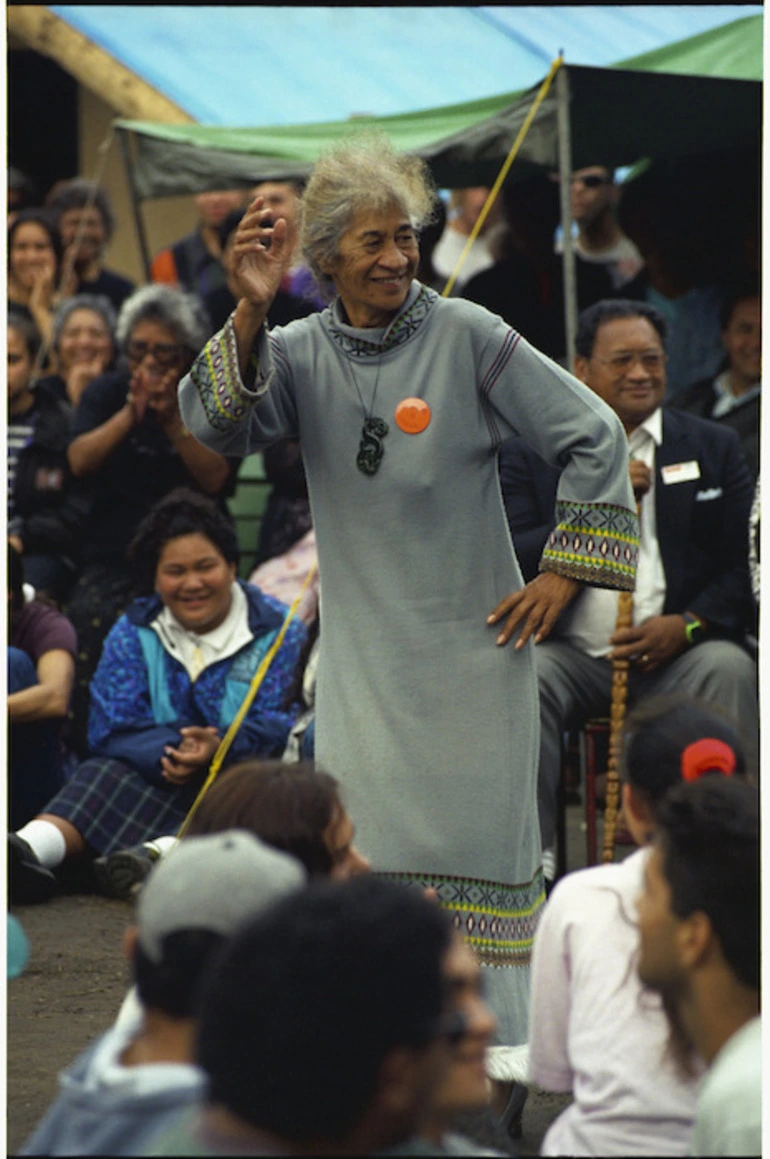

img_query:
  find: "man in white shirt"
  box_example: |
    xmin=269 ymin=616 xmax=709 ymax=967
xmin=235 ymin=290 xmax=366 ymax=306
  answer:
xmin=499 ymin=299 xmax=757 ymax=871
xmin=679 ymin=283 xmax=761 ymax=481
xmin=637 ymin=776 xmax=760 ymax=1157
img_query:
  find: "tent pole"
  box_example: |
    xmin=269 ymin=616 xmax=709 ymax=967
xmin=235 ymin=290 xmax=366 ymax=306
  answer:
xmin=556 ymin=67 xmax=577 ymax=370
xmin=118 ymin=129 xmax=152 ymax=284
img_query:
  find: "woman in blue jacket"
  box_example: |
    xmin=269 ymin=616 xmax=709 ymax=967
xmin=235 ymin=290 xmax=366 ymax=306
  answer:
xmin=9 ymin=487 xmax=307 ymax=904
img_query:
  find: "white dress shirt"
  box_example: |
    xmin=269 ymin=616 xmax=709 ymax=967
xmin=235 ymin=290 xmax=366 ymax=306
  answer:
xmin=560 ymin=408 xmax=667 ymax=658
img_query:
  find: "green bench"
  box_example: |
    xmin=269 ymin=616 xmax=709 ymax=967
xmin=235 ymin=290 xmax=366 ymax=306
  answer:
xmin=229 ymin=453 xmax=271 ymax=578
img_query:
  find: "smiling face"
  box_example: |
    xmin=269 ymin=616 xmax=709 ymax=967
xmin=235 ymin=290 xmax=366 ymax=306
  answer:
xmin=58 ymin=307 xmax=114 ymax=372
xmin=324 ymin=205 xmax=419 ymax=328
xmin=155 ymin=533 xmax=236 ymax=634
xmin=9 ymin=222 xmax=57 ymax=292
xmin=575 ymin=315 xmax=667 ymax=434
xmin=722 ymin=296 xmax=761 ymax=389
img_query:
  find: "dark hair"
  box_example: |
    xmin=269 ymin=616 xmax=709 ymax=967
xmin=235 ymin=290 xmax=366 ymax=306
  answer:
xmin=126 ymin=487 xmax=240 ymax=594
xmin=621 ymin=695 xmax=747 ymax=817
xmin=218 ymin=207 xmax=246 ymax=251
xmin=8 ymin=209 xmax=64 ymax=271
xmin=8 ymin=307 xmax=42 ymax=362
xmin=45 ymin=178 xmax=116 ymax=241
xmin=133 ymin=929 xmax=226 ymax=1018
xmin=575 ymin=298 xmax=668 ymax=359
xmin=197 ymin=876 xmax=452 ymax=1142
xmin=187 ymin=760 xmax=343 ymax=878
xmin=9 ymin=166 xmax=39 ymax=209
xmin=719 ymin=280 xmax=760 ymax=331
xmin=656 ymin=777 xmax=759 ymax=990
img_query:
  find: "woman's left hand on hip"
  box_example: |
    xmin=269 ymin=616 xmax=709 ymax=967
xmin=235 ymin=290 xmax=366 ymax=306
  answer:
xmin=487 ymin=573 xmax=582 ymax=650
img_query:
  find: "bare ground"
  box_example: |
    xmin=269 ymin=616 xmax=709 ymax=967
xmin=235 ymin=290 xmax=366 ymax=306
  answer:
xmin=8 ymin=891 xmax=132 ymax=1154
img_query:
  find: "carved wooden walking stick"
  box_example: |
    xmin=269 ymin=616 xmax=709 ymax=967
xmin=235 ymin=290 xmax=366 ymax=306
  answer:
xmin=602 ymin=587 xmax=633 ymax=862
xmin=602 ymin=493 xmax=641 ymax=864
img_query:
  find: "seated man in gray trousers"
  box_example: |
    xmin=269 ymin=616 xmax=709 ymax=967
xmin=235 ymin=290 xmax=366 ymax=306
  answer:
xmin=500 ymin=299 xmax=758 ymax=881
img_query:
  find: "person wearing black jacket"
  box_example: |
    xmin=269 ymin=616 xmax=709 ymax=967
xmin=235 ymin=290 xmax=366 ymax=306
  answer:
xmin=499 ymin=299 xmax=757 ymax=872
xmin=7 ymin=309 xmax=91 ymax=602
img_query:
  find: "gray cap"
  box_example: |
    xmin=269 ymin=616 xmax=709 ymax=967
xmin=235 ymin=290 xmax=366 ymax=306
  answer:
xmin=137 ymin=830 xmax=306 ymax=963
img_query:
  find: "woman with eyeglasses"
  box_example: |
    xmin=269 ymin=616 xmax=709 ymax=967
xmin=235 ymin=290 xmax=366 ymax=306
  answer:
xmin=64 ymin=285 xmax=240 ymax=757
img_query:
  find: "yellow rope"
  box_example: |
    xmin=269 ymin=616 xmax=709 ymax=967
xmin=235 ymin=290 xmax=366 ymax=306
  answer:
xmin=175 ymin=562 xmax=318 ymax=840
xmin=441 ymin=55 xmax=564 ymax=299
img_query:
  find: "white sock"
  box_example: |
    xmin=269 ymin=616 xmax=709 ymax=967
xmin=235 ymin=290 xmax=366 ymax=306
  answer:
xmin=541 ymin=846 xmax=556 ymax=883
xmin=143 ymin=835 xmax=177 ymax=860
xmin=16 ymin=820 xmax=67 ymax=868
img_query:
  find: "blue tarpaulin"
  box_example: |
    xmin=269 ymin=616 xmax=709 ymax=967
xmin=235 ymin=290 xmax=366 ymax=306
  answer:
xmin=50 ymin=5 xmax=762 ymax=125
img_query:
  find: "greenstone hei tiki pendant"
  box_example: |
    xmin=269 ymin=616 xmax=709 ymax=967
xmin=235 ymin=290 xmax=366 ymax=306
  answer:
xmin=356 ymin=417 xmax=389 ymax=475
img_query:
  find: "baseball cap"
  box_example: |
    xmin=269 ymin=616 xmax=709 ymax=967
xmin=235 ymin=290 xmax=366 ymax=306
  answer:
xmin=137 ymin=830 xmax=306 ymax=963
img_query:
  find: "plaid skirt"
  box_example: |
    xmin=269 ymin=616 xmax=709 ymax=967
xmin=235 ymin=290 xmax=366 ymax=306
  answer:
xmin=43 ymin=757 xmax=206 ymax=856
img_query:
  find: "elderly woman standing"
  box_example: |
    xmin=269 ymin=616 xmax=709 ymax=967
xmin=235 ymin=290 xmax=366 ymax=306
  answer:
xmin=179 ymin=137 xmax=639 ymax=1060
xmin=65 ymin=284 xmax=239 ymax=755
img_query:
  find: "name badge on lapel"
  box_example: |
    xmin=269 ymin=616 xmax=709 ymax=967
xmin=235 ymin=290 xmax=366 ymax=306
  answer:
xmin=661 ymin=460 xmax=700 ymax=485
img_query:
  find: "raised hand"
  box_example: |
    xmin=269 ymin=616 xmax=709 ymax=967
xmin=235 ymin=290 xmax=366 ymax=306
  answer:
xmin=126 ymin=366 xmax=151 ymax=424
xmin=65 ymin=353 xmax=111 ymax=406
xmin=231 ymin=195 xmax=290 ymax=309
xmin=28 ymin=255 xmax=57 ymax=314
xmin=145 ymin=367 xmax=182 ymax=425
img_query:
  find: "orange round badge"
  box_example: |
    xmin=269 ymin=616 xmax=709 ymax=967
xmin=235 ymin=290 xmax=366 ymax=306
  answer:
xmin=395 ymin=397 xmax=431 ymax=434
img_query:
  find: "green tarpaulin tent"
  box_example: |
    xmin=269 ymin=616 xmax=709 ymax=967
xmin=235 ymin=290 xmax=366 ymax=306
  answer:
xmin=113 ymin=13 xmax=761 ymax=357
xmin=114 ymin=14 xmax=761 ymax=198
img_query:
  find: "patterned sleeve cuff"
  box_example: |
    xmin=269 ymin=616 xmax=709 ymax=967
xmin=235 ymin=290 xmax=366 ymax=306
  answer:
xmin=188 ymin=314 xmax=271 ymax=433
xmin=539 ymin=500 xmax=639 ymax=591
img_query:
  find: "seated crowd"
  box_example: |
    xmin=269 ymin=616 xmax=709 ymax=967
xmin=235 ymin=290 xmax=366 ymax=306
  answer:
xmin=7 ymin=162 xmax=760 ymax=1157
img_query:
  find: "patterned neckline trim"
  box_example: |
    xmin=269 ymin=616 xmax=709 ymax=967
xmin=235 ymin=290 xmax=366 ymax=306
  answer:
xmin=325 ymin=282 xmax=439 ymax=359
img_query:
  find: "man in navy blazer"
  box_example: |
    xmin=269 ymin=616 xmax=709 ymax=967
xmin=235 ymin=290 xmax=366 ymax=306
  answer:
xmin=499 ymin=300 xmax=757 ymax=875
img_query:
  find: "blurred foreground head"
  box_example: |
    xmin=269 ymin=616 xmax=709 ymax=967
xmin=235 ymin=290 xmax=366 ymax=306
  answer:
xmin=196 ymin=875 xmax=457 ymax=1154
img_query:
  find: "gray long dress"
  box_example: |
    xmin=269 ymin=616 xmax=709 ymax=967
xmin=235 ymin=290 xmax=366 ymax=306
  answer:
xmin=180 ymin=281 xmax=638 ymax=1046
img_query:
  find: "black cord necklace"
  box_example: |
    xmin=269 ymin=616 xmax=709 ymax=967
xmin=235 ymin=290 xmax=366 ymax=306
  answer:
xmin=346 ymin=357 xmax=389 ymax=476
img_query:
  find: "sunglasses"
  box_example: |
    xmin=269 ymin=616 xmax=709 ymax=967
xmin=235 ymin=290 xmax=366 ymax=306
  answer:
xmin=572 ymin=174 xmax=611 ymax=189
xmin=126 ymin=339 xmax=183 ymax=368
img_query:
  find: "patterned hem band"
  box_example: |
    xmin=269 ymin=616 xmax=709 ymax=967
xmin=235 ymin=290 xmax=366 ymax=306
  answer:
xmin=378 ymin=868 xmax=545 ymax=968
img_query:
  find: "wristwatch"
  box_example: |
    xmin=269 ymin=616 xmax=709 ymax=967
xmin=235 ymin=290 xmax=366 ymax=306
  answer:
xmin=683 ymin=612 xmax=706 ymax=646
